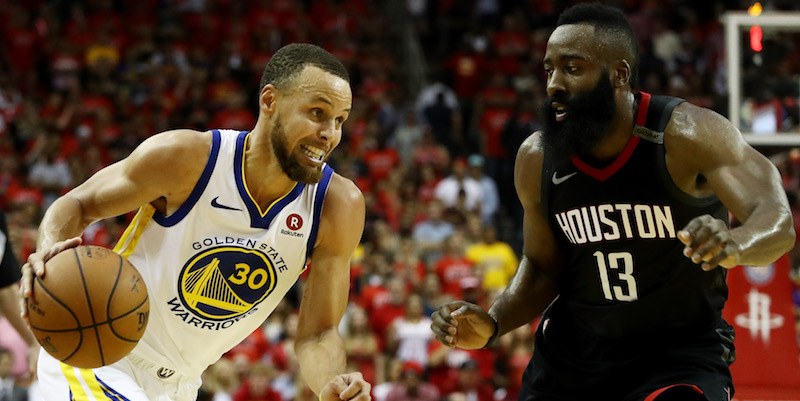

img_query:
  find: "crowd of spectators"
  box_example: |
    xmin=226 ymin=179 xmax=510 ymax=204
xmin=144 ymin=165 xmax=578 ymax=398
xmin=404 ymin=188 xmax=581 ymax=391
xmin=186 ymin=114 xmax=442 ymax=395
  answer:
xmin=2 ymin=0 xmax=800 ymax=400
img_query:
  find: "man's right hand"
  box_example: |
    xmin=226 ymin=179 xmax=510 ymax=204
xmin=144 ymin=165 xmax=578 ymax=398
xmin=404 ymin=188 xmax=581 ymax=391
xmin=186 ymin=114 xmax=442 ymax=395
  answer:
xmin=430 ymin=301 xmax=497 ymax=350
xmin=19 ymin=237 xmax=83 ymax=320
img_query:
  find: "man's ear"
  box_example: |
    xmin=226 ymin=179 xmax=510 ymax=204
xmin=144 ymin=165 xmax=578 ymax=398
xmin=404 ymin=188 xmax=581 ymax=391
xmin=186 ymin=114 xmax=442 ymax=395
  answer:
xmin=259 ymin=84 xmax=278 ymax=116
xmin=613 ymin=60 xmax=632 ymax=88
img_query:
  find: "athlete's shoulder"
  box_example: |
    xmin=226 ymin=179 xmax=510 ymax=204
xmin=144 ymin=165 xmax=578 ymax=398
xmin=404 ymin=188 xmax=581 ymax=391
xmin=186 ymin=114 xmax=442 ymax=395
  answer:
xmin=665 ymin=102 xmax=747 ymax=167
xmin=325 ymin=172 xmax=365 ymax=212
xmin=124 ymin=129 xmax=214 ymax=190
xmin=515 ymin=132 xmax=546 ymax=204
xmin=314 ymin=172 xmax=365 ymax=254
xmin=136 ymin=129 xmax=214 ymax=162
xmin=666 ymin=102 xmax=740 ymax=144
xmin=520 ymin=131 xmax=545 ymax=154
xmin=516 ymin=131 xmax=545 ymax=172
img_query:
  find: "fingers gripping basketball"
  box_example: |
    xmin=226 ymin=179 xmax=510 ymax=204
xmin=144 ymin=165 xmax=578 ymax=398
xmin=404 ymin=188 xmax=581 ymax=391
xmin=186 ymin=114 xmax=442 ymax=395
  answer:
xmin=27 ymin=246 xmax=149 ymax=369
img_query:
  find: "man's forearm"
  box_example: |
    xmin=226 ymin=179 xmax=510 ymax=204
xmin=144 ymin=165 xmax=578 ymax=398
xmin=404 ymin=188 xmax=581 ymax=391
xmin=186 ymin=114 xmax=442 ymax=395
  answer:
xmin=733 ymin=201 xmax=795 ymax=267
xmin=295 ymin=328 xmax=347 ymax=394
xmin=37 ymin=195 xmax=91 ymax=250
xmin=488 ymin=257 xmax=559 ymax=338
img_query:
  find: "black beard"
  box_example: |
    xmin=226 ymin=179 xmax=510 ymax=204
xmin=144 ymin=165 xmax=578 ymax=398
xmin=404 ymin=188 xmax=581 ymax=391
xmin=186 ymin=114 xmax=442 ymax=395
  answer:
xmin=539 ymin=72 xmax=617 ymax=159
xmin=271 ymin=116 xmax=324 ymax=184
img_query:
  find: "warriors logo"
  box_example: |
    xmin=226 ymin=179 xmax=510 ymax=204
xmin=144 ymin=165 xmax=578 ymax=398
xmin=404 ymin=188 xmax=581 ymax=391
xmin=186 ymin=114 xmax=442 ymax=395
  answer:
xmin=177 ymin=246 xmax=277 ymax=320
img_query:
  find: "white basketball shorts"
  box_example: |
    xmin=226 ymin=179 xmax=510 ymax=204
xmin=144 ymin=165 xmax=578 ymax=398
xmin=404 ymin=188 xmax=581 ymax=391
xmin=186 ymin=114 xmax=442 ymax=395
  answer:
xmin=36 ymin=350 xmax=201 ymax=401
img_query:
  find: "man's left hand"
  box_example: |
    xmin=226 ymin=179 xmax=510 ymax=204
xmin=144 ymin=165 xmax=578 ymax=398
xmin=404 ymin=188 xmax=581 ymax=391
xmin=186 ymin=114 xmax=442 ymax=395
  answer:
xmin=678 ymin=214 xmax=740 ymax=271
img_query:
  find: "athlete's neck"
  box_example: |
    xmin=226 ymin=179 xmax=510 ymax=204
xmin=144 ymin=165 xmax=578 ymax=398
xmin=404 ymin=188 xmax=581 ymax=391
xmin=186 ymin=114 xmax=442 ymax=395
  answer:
xmin=243 ymin=125 xmax=296 ymax=208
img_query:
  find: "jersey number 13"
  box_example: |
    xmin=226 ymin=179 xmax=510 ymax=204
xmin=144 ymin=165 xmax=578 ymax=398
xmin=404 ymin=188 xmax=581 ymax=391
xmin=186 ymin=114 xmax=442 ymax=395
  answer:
xmin=594 ymin=251 xmax=639 ymax=302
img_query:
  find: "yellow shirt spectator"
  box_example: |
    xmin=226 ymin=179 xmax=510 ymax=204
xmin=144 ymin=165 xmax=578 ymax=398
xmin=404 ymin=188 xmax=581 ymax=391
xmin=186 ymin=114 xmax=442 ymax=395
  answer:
xmin=465 ymin=226 xmax=519 ymax=290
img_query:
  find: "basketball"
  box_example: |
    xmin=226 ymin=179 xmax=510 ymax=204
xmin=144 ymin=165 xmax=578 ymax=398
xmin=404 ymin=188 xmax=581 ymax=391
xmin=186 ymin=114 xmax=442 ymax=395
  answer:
xmin=27 ymin=245 xmax=150 ymax=369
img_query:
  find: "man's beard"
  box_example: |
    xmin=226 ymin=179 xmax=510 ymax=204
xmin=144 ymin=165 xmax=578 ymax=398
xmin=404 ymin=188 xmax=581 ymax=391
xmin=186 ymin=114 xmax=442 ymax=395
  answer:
xmin=271 ymin=116 xmax=324 ymax=184
xmin=540 ymin=71 xmax=617 ymax=159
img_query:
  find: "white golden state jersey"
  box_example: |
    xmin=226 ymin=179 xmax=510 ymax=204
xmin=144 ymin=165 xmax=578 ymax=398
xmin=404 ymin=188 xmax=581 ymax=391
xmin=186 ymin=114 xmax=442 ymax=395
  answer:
xmin=113 ymin=129 xmax=332 ymax=378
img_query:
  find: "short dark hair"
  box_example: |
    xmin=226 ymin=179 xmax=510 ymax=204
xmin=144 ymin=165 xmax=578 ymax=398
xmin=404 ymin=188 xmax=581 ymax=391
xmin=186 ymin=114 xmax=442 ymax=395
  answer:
xmin=557 ymin=3 xmax=639 ymax=87
xmin=259 ymin=43 xmax=350 ymax=93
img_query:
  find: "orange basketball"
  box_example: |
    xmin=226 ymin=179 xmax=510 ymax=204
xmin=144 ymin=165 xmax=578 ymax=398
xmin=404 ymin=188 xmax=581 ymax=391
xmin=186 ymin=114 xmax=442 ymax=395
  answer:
xmin=27 ymin=245 xmax=149 ymax=369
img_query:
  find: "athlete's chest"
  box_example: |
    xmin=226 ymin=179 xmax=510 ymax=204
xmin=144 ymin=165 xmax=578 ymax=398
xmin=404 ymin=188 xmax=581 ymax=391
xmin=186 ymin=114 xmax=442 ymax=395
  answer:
xmin=546 ymin=144 xmax=683 ymax=246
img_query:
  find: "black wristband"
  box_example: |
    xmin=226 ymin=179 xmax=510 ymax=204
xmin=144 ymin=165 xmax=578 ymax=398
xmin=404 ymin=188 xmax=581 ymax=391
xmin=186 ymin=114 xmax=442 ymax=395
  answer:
xmin=482 ymin=314 xmax=499 ymax=349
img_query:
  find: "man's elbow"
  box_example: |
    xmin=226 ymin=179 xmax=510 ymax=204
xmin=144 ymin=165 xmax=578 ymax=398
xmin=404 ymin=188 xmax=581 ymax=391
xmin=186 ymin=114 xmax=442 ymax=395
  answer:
xmin=778 ymin=216 xmax=796 ymax=255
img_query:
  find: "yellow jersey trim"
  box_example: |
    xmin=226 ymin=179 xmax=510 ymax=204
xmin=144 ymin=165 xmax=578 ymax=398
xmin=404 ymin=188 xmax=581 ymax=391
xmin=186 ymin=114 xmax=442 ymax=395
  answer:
xmin=239 ymin=132 xmax=299 ymax=218
xmin=113 ymin=205 xmax=156 ymax=259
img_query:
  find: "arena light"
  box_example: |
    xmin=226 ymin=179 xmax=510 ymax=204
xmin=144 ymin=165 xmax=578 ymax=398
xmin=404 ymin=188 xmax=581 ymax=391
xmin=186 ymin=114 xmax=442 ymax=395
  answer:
xmin=749 ymin=2 xmax=763 ymax=52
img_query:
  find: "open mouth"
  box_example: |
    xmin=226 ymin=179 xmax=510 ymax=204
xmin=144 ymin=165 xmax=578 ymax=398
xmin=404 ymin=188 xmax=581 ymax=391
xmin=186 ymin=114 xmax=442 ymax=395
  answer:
xmin=300 ymin=144 xmax=325 ymax=161
xmin=552 ymin=102 xmax=568 ymax=122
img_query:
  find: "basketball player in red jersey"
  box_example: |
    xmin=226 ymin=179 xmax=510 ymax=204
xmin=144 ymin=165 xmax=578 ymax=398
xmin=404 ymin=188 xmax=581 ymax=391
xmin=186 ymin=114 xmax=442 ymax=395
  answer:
xmin=432 ymin=3 xmax=794 ymax=401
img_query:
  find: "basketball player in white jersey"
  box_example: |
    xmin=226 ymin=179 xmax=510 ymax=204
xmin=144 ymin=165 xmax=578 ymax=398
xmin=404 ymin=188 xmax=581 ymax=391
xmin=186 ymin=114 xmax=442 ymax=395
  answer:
xmin=19 ymin=43 xmax=371 ymax=401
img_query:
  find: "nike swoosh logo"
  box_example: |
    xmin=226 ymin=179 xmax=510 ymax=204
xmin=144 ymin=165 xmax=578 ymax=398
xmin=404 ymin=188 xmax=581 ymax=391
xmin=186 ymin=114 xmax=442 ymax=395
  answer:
xmin=211 ymin=196 xmax=242 ymax=211
xmin=552 ymin=171 xmax=577 ymax=185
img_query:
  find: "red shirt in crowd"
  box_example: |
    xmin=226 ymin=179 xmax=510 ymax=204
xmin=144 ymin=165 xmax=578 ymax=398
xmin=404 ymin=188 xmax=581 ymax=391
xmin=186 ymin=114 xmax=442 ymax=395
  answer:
xmin=363 ymin=147 xmax=400 ymax=183
xmin=434 ymin=255 xmax=475 ymax=298
xmin=233 ymin=383 xmax=282 ymax=401
xmin=479 ymin=108 xmax=513 ymax=159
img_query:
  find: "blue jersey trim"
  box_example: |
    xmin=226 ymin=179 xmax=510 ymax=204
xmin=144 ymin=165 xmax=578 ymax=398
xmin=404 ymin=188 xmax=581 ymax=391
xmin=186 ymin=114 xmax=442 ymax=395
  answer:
xmin=234 ymin=131 xmax=307 ymax=229
xmin=306 ymin=164 xmax=334 ymax=262
xmin=153 ymin=130 xmax=221 ymax=227
xmin=96 ymin=375 xmax=131 ymax=400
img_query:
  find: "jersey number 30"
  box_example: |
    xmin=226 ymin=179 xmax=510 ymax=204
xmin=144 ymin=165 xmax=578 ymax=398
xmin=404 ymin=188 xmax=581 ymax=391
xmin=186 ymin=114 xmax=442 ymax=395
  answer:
xmin=594 ymin=251 xmax=639 ymax=302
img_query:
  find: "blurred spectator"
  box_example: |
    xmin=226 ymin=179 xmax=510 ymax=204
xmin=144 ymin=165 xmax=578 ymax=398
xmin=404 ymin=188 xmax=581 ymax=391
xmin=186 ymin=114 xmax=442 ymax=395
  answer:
xmin=445 ymin=39 xmax=488 ymax=102
xmin=370 ymin=276 xmax=408 ymax=351
xmin=411 ymin=130 xmax=450 ymax=173
xmin=344 ymin=306 xmax=380 ymax=386
xmin=423 ymin=92 xmax=462 ymax=152
xmin=434 ymin=233 xmax=477 ymax=299
xmin=3 ymin=6 xmax=41 ymax=75
xmin=26 ymin=132 xmax=72 ymax=210
xmin=427 ymin=338 xmax=495 ymax=396
xmin=495 ymin=324 xmax=534 ymax=401
xmin=0 ymin=348 xmax=27 ymax=401
xmin=362 ymin=128 xmax=401 ymax=184
xmin=0 ymin=209 xmax=37 ymax=383
xmin=459 ymin=277 xmax=485 ymax=308
xmin=651 ymin=16 xmax=683 ymax=73
xmin=386 ymin=294 xmax=433 ymax=366
xmin=233 ymin=362 xmax=282 ymax=401
xmin=389 ymin=110 xmax=426 ymax=166
xmin=415 ymin=164 xmax=442 ymax=204
xmin=225 ymin=327 xmax=270 ymax=364
xmin=416 ymin=76 xmax=460 ymax=122
xmin=0 ymin=155 xmax=21 ymax=209
xmin=439 ymin=360 xmax=493 ymax=401
xmin=392 ymin=239 xmax=426 ymax=289
xmin=384 ymin=361 xmax=439 ymax=401
xmin=434 ymin=157 xmax=483 ymax=214
xmin=373 ymin=358 xmax=403 ymax=401
xmin=412 ymin=200 xmax=455 ymax=263
xmin=466 ymin=154 xmax=499 ymax=224
xmin=419 ymin=273 xmax=450 ymax=315
xmin=200 ymin=358 xmax=239 ymax=401
xmin=466 ymin=226 xmax=518 ymax=291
